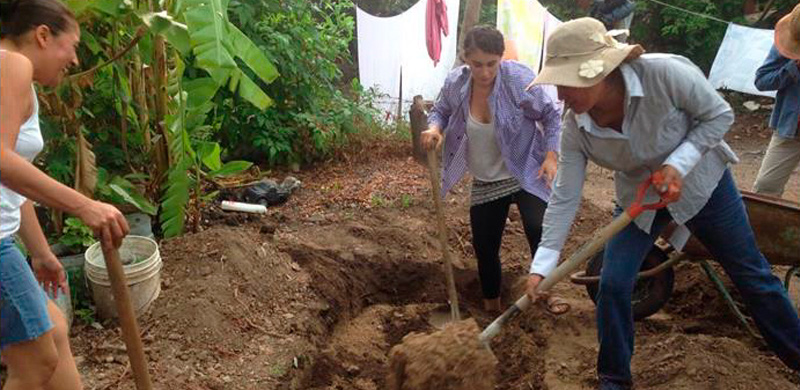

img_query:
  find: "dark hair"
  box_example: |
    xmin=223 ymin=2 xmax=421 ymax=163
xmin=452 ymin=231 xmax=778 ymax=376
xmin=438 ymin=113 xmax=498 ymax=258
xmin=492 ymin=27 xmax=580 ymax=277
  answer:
xmin=0 ymin=0 xmax=76 ymax=40
xmin=463 ymin=25 xmax=505 ymax=57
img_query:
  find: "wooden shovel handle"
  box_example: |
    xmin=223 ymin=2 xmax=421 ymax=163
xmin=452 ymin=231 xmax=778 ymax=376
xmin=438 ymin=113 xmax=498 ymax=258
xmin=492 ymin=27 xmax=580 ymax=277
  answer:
xmin=427 ymin=149 xmax=461 ymax=321
xmin=101 ymin=243 xmax=153 ymax=390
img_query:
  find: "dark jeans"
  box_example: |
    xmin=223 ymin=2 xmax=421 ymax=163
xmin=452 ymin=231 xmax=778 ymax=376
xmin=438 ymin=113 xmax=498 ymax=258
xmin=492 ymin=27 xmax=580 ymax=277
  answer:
xmin=470 ymin=190 xmax=547 ymax=299
xmin=597 ymin=170 xmax=800 ymax=390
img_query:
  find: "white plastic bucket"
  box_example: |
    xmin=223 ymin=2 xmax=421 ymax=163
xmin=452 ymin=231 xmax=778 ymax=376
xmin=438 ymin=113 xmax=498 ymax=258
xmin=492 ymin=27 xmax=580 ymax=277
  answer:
xmin=84 ymin=236 xmax=161 ymax=320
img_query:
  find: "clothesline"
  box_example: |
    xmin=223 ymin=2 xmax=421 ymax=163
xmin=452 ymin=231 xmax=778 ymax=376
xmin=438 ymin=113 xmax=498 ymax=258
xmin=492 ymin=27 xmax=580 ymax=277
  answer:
xmin=643 ymin=0 xmax=732 ymax=25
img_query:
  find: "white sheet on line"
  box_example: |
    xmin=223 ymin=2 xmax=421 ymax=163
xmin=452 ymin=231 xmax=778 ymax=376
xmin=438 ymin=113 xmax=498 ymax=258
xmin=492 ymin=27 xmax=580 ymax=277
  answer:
xmin=496 ymin=0 xmax=563 ymax=111
xmin=709 ymin=23 xmax=776 ymax=98
xmin=356 ymin=0 xmax=460 ymax=120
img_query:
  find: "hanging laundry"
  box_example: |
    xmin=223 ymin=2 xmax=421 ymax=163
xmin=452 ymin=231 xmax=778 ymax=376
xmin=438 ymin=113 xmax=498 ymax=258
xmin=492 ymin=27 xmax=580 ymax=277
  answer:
xmin=496 ymin=0 xmax=562 ymax=106
xmin=497 ymin=0 xmax=548 ymax=72
xmin=709 ymin=23 xmax=776 ymax=98
xmin=357 ymin=0 xmax=460 ymax=121
xmin=426 ymin=0 xmax=449 ymax=66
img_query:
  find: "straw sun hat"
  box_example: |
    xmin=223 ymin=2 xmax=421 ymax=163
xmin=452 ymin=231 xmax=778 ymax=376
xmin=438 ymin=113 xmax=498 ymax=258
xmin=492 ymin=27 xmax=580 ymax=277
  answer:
xmin=530 ymin=17 xmax=644 ymax=88
xmin=775 ymin=3 xmax=800 ymax=60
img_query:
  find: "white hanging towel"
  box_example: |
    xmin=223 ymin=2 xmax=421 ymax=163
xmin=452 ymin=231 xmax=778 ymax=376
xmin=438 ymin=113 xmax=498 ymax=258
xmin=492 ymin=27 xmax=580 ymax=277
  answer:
xmin=709 ymin=24 xmax=776 ymax=98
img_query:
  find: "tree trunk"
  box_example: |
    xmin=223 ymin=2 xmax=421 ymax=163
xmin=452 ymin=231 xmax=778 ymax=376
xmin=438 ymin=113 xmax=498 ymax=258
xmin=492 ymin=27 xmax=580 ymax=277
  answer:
xmin=409 ymin=95 xmax=428 ymax=164
xmin=456 ymin=0 xmax=483 ymax=65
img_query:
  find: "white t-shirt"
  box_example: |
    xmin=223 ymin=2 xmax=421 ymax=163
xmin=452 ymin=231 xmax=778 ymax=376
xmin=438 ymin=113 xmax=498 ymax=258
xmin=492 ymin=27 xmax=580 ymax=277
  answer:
xmin=0 ymin=74 xmax=44 ymax=239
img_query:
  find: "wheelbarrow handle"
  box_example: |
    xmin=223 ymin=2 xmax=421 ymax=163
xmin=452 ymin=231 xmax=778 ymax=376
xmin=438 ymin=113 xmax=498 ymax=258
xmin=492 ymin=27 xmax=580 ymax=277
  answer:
xmin=479 ymin=177 xmax=667 ymax=344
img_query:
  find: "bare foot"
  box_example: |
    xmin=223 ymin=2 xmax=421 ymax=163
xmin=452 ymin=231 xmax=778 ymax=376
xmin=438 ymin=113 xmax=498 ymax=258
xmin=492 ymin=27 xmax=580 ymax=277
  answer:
xmin=483 ymin=298 xmax=502 ymax=313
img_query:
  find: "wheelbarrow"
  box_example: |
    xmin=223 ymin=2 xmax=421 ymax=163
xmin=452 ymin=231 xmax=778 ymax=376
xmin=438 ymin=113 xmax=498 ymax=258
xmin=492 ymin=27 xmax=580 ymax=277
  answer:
xmin=570 ymin=190 xmax=800 ymax=337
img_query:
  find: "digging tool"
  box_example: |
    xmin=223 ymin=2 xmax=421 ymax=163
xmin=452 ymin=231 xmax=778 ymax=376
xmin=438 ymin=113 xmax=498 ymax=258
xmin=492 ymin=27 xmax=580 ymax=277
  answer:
xmin=100 ymin=241 xmax=153 ymax=390
xmin=478 ymin=178 xmax=667 ymax=344
xmin=427 ymin=149 xmax=461 ymax=322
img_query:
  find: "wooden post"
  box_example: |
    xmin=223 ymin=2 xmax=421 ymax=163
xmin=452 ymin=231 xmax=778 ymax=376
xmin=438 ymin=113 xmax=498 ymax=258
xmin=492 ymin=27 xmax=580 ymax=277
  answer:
xmin=456 ymin=0 xmax=483 ymax=66
xmin=396 ymin=67 xmax=403 ymax=127
xmin=409 ymin=95 xmax=428 ymax=163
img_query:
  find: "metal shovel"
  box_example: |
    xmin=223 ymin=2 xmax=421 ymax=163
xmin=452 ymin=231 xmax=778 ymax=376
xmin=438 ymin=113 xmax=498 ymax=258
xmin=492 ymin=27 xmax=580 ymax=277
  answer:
xmin=427 ymin=149 xmax=461 ymax=322
xmin=479 ymin=178 xmax=667 ymax=345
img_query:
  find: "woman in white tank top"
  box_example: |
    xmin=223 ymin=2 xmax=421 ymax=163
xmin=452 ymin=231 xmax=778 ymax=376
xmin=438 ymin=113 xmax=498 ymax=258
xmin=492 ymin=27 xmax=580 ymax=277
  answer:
xmin=1 ymin=1 xmax=130 ymax=388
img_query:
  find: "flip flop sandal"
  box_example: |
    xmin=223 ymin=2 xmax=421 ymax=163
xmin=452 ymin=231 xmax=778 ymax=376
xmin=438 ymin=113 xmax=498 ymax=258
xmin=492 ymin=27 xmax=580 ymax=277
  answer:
xmin=546 ymin=296 xmax=571 ymax=315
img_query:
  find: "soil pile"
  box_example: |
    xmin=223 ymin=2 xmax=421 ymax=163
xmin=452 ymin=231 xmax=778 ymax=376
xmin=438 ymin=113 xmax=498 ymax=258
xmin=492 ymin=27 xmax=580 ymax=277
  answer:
xmin=387 ymin=319 xmax=497 ymax=390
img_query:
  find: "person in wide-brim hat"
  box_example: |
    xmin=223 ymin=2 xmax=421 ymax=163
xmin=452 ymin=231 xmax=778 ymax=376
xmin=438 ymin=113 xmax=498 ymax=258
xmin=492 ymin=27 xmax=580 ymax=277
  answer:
xmin=775 ymin=2 xmax=800 ymax=59
xmin=524 ymin=17 xmax=800 ymax=390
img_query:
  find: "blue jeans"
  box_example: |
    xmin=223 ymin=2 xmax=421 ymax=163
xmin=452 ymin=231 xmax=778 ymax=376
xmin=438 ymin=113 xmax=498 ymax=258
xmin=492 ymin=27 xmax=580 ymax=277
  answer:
xmin=596 ymin=170 xmax=800 ymax=389
xmin=0 ymin=237 xmax=53 ymax=348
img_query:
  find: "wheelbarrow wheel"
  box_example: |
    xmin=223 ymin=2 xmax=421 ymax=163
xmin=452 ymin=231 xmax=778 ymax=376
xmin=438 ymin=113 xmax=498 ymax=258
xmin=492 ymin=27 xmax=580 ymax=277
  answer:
xmin=584 ymin=245 xmax=674 ymax=321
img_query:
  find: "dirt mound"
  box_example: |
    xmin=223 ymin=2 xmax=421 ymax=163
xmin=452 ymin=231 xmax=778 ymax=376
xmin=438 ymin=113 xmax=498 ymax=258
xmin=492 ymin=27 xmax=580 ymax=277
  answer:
xmin=633 ymin=333 xmax=796 ymax=389
xmin=70 ymin=120 xmax=800 ymax=389
xmin=663 ymin=261 xmax=752 ymax=338
xmin=387 ymin=319 xmax=497 ymax=390
xmin=152 ymin=227 xmax=326 ymax=348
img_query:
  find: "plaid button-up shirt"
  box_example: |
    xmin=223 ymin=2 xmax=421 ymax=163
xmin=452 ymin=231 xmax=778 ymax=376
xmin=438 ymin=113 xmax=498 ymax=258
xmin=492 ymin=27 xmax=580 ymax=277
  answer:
xmin=428 ymin=61 xmax=562 ymax=202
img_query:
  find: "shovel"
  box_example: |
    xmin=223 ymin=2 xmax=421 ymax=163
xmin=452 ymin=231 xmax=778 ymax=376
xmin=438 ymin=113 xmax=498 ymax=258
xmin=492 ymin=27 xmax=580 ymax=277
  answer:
xmin=478 ymin=177 xmax=667 ymax=345
xmin=427 ymin=149 xmax=461 ymax=322
xmin=100 ymin=241 xmax=153 ymax=390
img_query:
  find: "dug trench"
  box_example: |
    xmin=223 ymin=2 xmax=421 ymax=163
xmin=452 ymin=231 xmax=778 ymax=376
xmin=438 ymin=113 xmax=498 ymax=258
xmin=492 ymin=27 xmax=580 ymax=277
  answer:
xmin=276 ymin=210 xmax=554 ymax=390
xmin=72 ymin=119 xmax=800 ymax=388
xmin=73 ymin=197 xmax=800 ymax=390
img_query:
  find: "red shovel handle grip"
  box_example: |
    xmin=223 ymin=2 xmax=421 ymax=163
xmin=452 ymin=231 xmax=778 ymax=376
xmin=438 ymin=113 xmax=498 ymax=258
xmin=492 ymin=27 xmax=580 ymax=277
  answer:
xmin=628 ymin=176 xmax=668 ymax=218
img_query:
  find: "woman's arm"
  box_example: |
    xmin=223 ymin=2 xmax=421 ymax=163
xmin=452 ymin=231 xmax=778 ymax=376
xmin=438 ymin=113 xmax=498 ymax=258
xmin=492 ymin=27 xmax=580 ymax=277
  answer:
xmin=530 ymin=120 xmax=588 ymax=278
xmin=661 ymin=58 xmax=735 ymax=178
xmin=19 ymin=201 xmax=67 ymax=297
xmin=754 ymin=45 xmax=800 ymax=92
xmin=522 ymin=84 xmax=562 ymax=153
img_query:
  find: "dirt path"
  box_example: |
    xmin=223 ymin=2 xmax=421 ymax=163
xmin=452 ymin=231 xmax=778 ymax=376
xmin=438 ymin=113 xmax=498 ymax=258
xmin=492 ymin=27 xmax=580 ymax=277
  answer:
xmin=69 ymin=110 xmax=800 ymax=389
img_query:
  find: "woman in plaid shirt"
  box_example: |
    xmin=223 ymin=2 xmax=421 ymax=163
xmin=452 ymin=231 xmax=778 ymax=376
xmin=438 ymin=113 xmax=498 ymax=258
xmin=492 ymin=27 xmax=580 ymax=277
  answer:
xmin=421 ymin=26 xmax=564 ymax=314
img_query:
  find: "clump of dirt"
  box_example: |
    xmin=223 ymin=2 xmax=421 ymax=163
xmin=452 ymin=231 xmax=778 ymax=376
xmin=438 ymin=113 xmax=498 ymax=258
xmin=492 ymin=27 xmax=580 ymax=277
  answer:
xmin=387 ymin=319 xmax=497 ymax=390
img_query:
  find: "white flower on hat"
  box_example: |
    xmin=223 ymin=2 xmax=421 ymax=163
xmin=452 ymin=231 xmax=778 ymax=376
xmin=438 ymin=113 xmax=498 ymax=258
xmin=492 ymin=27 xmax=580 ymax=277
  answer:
xmin=578 ymin=59 xmax=605 ymax=79
xmin=590 ymin=32 xmax=607 ymax=45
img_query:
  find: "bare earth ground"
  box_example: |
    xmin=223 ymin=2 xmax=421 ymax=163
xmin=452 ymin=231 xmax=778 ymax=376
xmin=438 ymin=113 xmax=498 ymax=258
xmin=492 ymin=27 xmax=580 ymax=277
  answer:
xmin=67 ymin=108 xmax=800 ymax=390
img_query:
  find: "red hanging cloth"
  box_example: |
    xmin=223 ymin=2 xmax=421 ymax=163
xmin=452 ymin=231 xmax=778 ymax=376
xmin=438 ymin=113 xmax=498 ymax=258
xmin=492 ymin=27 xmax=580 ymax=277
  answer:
xmin=426 ymin=0 xmax=448 ymax=66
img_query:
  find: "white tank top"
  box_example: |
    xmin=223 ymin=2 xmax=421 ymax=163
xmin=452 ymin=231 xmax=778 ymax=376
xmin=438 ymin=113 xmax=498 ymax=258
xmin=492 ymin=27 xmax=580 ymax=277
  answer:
xmin=466 ymin=109 xmax=512 ymax=182
xmin=0 ymin=50 xmax=45 ymax=238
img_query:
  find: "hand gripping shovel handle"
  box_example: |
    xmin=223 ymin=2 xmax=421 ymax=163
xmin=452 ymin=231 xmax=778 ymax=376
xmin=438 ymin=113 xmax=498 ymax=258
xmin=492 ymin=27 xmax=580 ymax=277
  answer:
xmin=479 ymin=177 xmax=667 ymax=344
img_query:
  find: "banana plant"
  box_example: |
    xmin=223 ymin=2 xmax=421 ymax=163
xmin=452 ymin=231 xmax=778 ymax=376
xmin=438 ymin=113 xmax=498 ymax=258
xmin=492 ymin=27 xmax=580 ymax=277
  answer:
xmin=60 ymin=0 xmax=279 ymax=238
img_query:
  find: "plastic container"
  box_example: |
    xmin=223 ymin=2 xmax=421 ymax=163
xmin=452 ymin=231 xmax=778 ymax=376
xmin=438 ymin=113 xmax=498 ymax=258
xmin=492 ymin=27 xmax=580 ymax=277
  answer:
xmin=84 ymin=236 xmax=161 ymax=320
xmin=125 ymin=213 xmax=154 ymax=239
xmin=48 ymin=287 xmax=73 ymax=330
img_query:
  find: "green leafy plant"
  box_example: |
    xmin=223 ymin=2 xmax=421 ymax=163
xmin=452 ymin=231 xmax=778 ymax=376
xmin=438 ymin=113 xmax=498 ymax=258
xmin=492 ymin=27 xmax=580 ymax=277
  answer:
xmin=58 ymin=217 xmax=96 ymax=254
xmin=221 ymin=0 xmax=379 ymax=166
xmin=41 ymin=0 xmax=279 ymax=239
xmin=74 ymin=307 xmax=96 ymax=324
xmin=370 ymin=194 xmax=387 ymax=208
xmin=399 ymin=194 xmax=414 ymax=209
